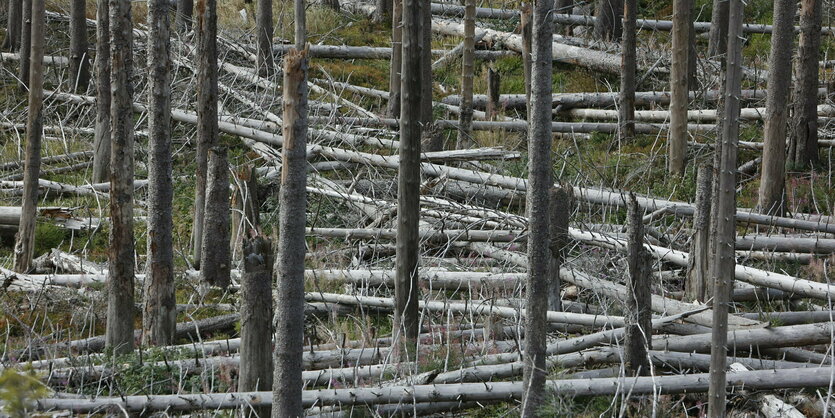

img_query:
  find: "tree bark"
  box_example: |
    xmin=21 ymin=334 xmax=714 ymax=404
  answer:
xmin=455 ymin=0 xmax=475 ymax=149
xmin=273 ymin=46 xmax=308 ymax=418
xmin=708 ymin=0 xmax=743 ymax=414
xmin=143 ymin=0 xmax=175 ymax=347
xmin=618 ymin=0 xmax=636 ymax=143
xmin=554 ymin=0 xmax=572 ymax=36
xmin=18 ymin=0 xmax=31 ymax=89
xmin=92 ymin=0 xmax=111 ymax=184
xmin=4 ymin=0 xmax=21 ymax=51
xmin=69 ymin=0 xmax=90 ymax=91
xmin=192 ymin=0 xmax=218 ymax=268
xmin=105 ymin=0 xmax=135 ymax=356
xmin=200 ymin=146 xmax=230 ymax=288
xmin=521 ymin=0 xmax=554 ymax=414
xmin=757 ymin=0 xmax=795 ymax=216
xmin=686 ymin=165 xmax=712 ymax=303
xmin=386 ymin=0 xmax=402 ymax=118
xmin=373 ymin=0 xmax=390 ymax=23
xmin=520 ymin=3 xmax=532 ymax=116
xmin=788 ymin=0 xmax=821 ymax=168
xmin=256 ymin=0 xmax=273 ymax=76
xmin=486 ymin=67 xmax=500 ymax=121
xmin=625 ymin=194 xmax=651 ymax=376
xmin=239 ymin=236 xmax=273 ymax=418
xmin=175 ymin=0 xmax=192 ymax=32
xmin=548 ymin=187 xmax=568 ymax=312
xmin=231 ymin=166 xmax=260 ymax=256
xmin=13 ymin=0 xmax=44 ymax=273
xmin=594 ymin=0 xmax=623 ymax=41
xmin=420 ymin=0 xmax=435 ymax=151
xmin=668 ymin=0 xmax=690 ymax=175
xmin=707 ymin=0 xmax=729 ymax=59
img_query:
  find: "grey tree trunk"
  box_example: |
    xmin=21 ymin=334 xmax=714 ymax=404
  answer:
xmin=92 ymin=0 xmax=111 ymax=184
xmin=373 ymin=0 xmax=390 ymax=23
xmin=272 ymin=46 xmax=308 ymax=418
xmin=618 ymin=0 xmax=636 ymax=143
xmin=520 ymin=3 xmax=531 ymax=116
xmin=240 ymin=236 xmax=273 ymax=418
xmin=668 ymin=0 xmax=690 ymax=175
xmin=175 ymin=0 xmax=192 ymax=32
xmin=757 ymin=0 xmax=795 ymax=216
xmin=707 ymin=0 xmax=729 ymax=59
xmin=687 ymin=7 xmax=697 ymax=90
xmin=386 ymin=0 xmax=402 ymax=118
xmin=455 ymin=0 xmax=475 ymax=149
xmin=69 ymin=0 xmax=90 ymax=91
xmin=420 ymin=0 xmax=435 ymax=151
xmin=788 ymin=0 xmax=821 ymax=169
xmin=486 ymin=67 xmax=500 ymax=121
xmin=18 ymin=0 xmax=30 ymax=89
xmin=143 ymin=0 xmax=175 ymax=347
xmin=200 ymin=146 xmax=231 ymax=288
xmin=105 ymin=0 xmax=136 ymax=357
xmin=521 ymin=0 xmax=554 ymax=414
xmin=554 ymin=0 xmax=572 ymax=36
xmin=13 ymin=0 xmax=44 ymax=273
xmin=594 ymin=0 xmax=622 ymax=41
xmin=686 ymin=165 xmax=712 ymax=303
xmin=231 ymin=166 xmax=260 ymax=256
xmin=548 ymin=187 xmax=568 ymax=312
xmin=625 ymin=194 xmax=651 ymax=376
xmin=256 ymin=0 xmax=273 ymax=76
xmin=4 ymin=0 xmax=21 ymax=51
xmin=707 ymin=0 xmax=743 ymax=415
xmin=192 ymin=0 xmax=218 ymax=268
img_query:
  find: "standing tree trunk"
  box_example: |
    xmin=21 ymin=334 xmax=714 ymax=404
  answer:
xmin=594 ymin=0 xmax=623 ymax=42
xmin=200 ymin=146 xmax=231 ymax=288
xmin=272 ymin=46 xmax=308 ymax=418
xmin=175 ymin=0 xmax=192 ymax=32
xmin=13 ymin=0 xmax=44 ymax=273
xmin=521 ymin=0 xmax=554 ymax=414
xmin=707 ymin=0 xmax=729 ymax=59
xmin=373 ymin=0 xmax=390 ymax=23
xmin=554 ymin=0 xmax=572 ymax=36
xmin=686 ymin=165 xmax=712 ymax=303
xmin=240 ymin=236 xmax=273 ymax=418
xmin=143 ymin=0 xmax=175 ymax=347
xmin=618 ymin=0 xmax=636 ymax=143
xmin=486 ymin=67 xmax=500 ymax=121
xmin=69 ymin=0 xmax=90 ymax=91
xmin=420 ymin=0 xmax=435 ymax=151
xmin=18 ymin=0 xmax=31 ymax=89
xmin=92 ymin=0 xmax=110 ymax=184
xmin=625 ymin=194 xmax=651 ymax=376
xmin=5 ymin=0 xmax=22 ymax=51
xmin=687 ymin=5 xmax=698 ymax=91
xmin=455 ymin=0 xmax=475 ymax=149
xmin=192 ymin=0 xmax=218 ymax=268
xmin=757 ymin=0 xmax=795 ymax=216
xmin=386 ymin=0 xmax=402 ymax=118
xmin=788 ymin=0 xmax=821 ymax=169
xmin=105 ymin=0 xmax=135 ymax=356
xmin=256 ymin=0 xmax=273 ymax=76
xmin=668 ymin=0 xmax=691 ymax=175
xmin=707 ymin=0 xmax=743 ymax=414
xmin=520 ymin=3 xmax=532 ymax=116
xmin=548 ymin=187 xmax=569 ymax=312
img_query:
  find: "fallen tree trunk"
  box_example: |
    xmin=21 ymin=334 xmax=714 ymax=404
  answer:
xmin=273 ymin=44 xmax=512 ymax=60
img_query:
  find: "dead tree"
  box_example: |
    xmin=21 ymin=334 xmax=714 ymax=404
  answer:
xmin=708 ymin=0 xmax=743 ymax=414
xmin=456 ymin=0 xmax=475 ymax=149
xmin=273 ymin=47 xmax=308 ymax=418
xmin=668 ymin=0 xmax=690 ymax=175
xmin=520 ymin=3 xmax=532 ymax=115
xmin=386 ymin=0 xmax=402 ymax=118
xmin=13 ymin=0 xmax=45 ymax=273
xmin=707 ymin=0 xmax=729 ymax=59
xmin=594 ymin=0 xmax=623 ymax=41
xmin=143 ymin=0 xmax=175 ymax=346
xmin=521 ymin=0 xmax=554 ymax=414
xmin=231 ymin=166 xmax=260 ymax=256
xmin=625 ymin=194 xmax=651 ymax=376
xmin=486 ymin=67 xmax=500 ymax=120
xmin=239 ymin=236 xmax=273 ymax=418
xmin=686 ymin=165 xmax=712 ymax=303
xmin=200 ymin=146 xmax=231 ymax=288
xmin=757 ymin=0 xmax=795 ymax=216
xmin=193 ymin=0 xmax=218 ymax=268
xmin=69 ymin=0 xmax=90 ymax=91
xmin=19 ymin=0 xmax=31 ymax=88
xmin=4 ymin=0 xmax=22 ymax=51
xmin=105 ymin=0 xmax=136 ymax=356
xmin=176 ymin=0 xmax=192 ymax=32
xmin=420 ymin=0 xmax=434 ymax=151
xmin=554 ymin=0 xmax=572 ymax=36
xmin=256 ymin=0 xmax=273 ymax=76
xmin=618 ymin=0 xmax=636 ymax=143
xmin=788 ymin=0 xmax=821 ymax=168
xmin=373 ymin=0 xmax=390 ymax=23
xmin=548 ymin=187 xmax=569 ymax=312
xmin=92 ymin=0 xmax=111 ymax=184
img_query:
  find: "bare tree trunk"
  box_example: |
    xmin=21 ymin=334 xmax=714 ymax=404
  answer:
xmin=548 ymin=187 xmax=568 ymax=312
xmin=521 ymin=0 xmax=554 ymax=414
xmin=175 ymin=0 xmax=192 ymax=32
xmin=200 ymin=146 xmax=230 ymax=288
xmin=668 ymin=0 xmax=690 ymax=175
xmin=373 ymin=0 xmax=390 ymax=23
xmin=788 ymin=0 xmax=821 ymax=169
xmin=92 ymin=0 xmax=111 ymax=184
xmin=231 ymin=166 xmax=260 ymax=256
xmin=707 ymin=0 xmax=728 ymax=59
xmin=386 ymin=0 xmax=402 ymax=118
xmin=520 ymin=3 xmax=532 ymax=116
xmin=625 ymin=194 xmax=651 ymax=376
xmin=240 ymin=236 xmax=273 ymax=418
xmin=18 ymin=0 xmax=30 ymax=89
xmin=69 ymin=0 xmax=90 ymax=91
xmin=686 ymin=165 xmax=712 ymax=303
xmin=273 ymin=46 xmax=308 ymax=418
xmin=757 ymin=0 xmax=795 ymax=216
xmin=143 ymin=0 xmax=175 ymax=347
xmin=618 ymin=0 xmax=636 ymax=143
xmin=420 ymin=0 xmax=435 ymax=151
xmin=486 ymin=67 xmax=500 ymax=121
xmin=4 ymin=0 xmax=21 ymax=51
xmin=192 ymin=0 xmax=218 ymax=268
xmin=455 ymin=0 xmax=475 ymax=149
xmin=708 ymin=0 xmax=743 ymax=414
xmin=256 ymin=0 xmax=273 ymax=76
xmin=105 ymin=0 xmax=135 ymax=357
xmin=687 ymin=6 xmax=697 ymax=90
xmin=13 ymin=0 xmax=44 ymax=273
xmin=554 ymin=0 xmax=572 ymax=36
xmin=594 ymin=0 xmax=623 ymax=41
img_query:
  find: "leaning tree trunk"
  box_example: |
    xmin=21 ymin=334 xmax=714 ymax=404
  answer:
xmin=256 ymin=0 xmax=273 ymax=76
xmin=13 ymin=0 xmax=45 ymax=273
xmin=69 ymin=0 xmax=90 ymax=91
xmin=192 ymin=0 xmax=218 ymax=268
xmin=386 ymin=0 xmax=402 ymax=118
xmin=594 ymin=0 xmax=623 ymax=42
xmin=521 ymin=0 xmax=554 ymax=414
xmin=707 ymin=0 xmax=743 ymax=414
xmin=618 ymin=0 xmax=636 ymax=143
xmin=668 ymin=0 xmax=691 ymax=175
xmin=18 ymin=0 xmax=31 ymax=89
xmin=788 ymin=0 xmax=821 ymax=169
xmin=105 ymin=0 xmax=136 ymax=356
xmin=92 ymin=0 xmax=111 ymax=184
xmin=143 ymin=0 xmax=175 ymax=347
xmin=273 ymin=47 xmax=308 ymax=418
xmin=707 ymin=0 xmax=729 ymax=59
xmin=757 ymin=0 xmax=795 ymax=216
xmin=5 ymin=0 xmax=22 ymax=51
xmin=176 ymin=0 xmax=192 ymax=32
xmin=456 ymin=0 xmax=475 ymax=149
xmin=240 ymin=236 xmax=273 ymax=418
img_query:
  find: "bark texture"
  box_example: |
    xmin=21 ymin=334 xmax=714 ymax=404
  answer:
xmin=69 ymin=0 xmax=90 ymax=91
xmin=456 ymin=0 xmax=475 ymax=149
xmin=625 ymin=194 xmax=651 ymax=376
xmin=386 ymin=0 xmax=402 ymax=118
xmin=256 ymin=0 xmax=273 ymax=76
xmin=144 ymin=0 xmax=176 ymax=347
xmin=19 ymin=0 xmax=31 ymax=88
xmin=668 ymin=0 xmax=690 ymax=175
xmin=92 ymin=0 xmax=111 ymax=184
xmin=707 ymin=0 xmax=729 ymax=59
xmin=520 ymin=3 xmax=532 ymax=115
xmin=5 ymin=0 xmax=22 ymax=51
xmin=373 ymin=0 xmax=390 ymax=23
xmin=176 ymin=0 xmax=192 ymax=32
xmin=486 ymin=67 xmax=500 ymax=120
xmin=686 ymin=165 xmax=712 ymax=303
xmin=618 ymin=0 xmax=636 ymax=143
xmin=200 ymin=146 xmax=231 ymax=288
xmin=240 ymin=236 xmax=273 ymax=418
xmin=548 ymin=187 xmax=569 ymax=312
xmin=594 ymin=0 xmax=623 ymax=41
xmin=789 ymin=0 xmax=821 ymax=168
